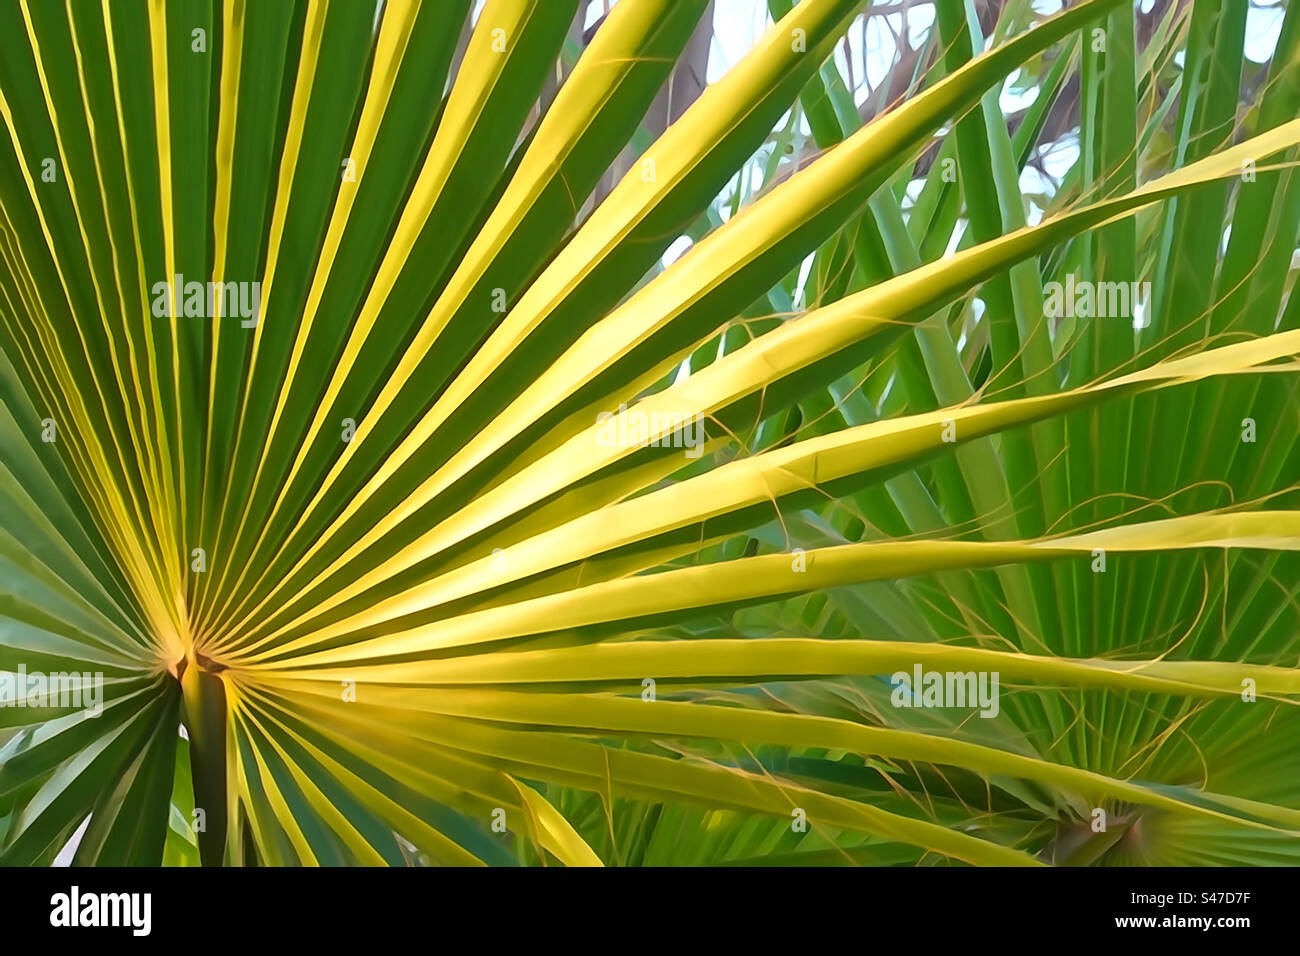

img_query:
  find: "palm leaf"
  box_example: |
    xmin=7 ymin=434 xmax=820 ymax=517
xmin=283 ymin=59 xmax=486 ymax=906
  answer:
xmin=1 ymin=0 xmax=1297 ymax=866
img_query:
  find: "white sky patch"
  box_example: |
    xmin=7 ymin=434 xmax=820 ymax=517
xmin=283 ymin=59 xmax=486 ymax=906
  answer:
xmin=749 ymin=153 xmax=768 ymax=194
xmin=903 ymin=177 xmax=926 ymax=211
xmin=834 ymin=24 xmax=860 ymax=100
xmin=1001 ymin=68 xmax=1040 ymax=113
xmin=864 ymin=15 xmax=898 ymax=88
xmin=793 ymin=251 xmax=816 ymax=309
xmin=708 ymin=0 xmax=771 ymax=83
xmin=662 ymin=235 xmax=694 ymax=268
xmin=1040 ymin=136 xmax=1081 ymax=180
xmin=1245 ymin=4 xmax=1285 ymax=63
xmin=945 ymin=220 xmax=968 ymax=258
xmin=584 ymin=0 xmax=610 ymax=31
xmin=957 ymin=297 xmax=987 ymax=351
xmin=1132 ymin=290 xmax=1150 ymax=330
xmin=906 ymin=4 xmax=936 ymax=47
xmin=52 ymin=814 xmax=92 ymax=866
xmin=877 ymin=369 xmax=897 ymax=408
xmin=1020 ymin=164 xmax=1052 ymax=196
xmin=1019 ymin=159 xmax=1053 ymax=227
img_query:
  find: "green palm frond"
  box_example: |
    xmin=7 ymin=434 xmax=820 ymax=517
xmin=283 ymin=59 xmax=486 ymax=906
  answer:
xmin=1 ymin=0 xmax=1297 ymax=867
